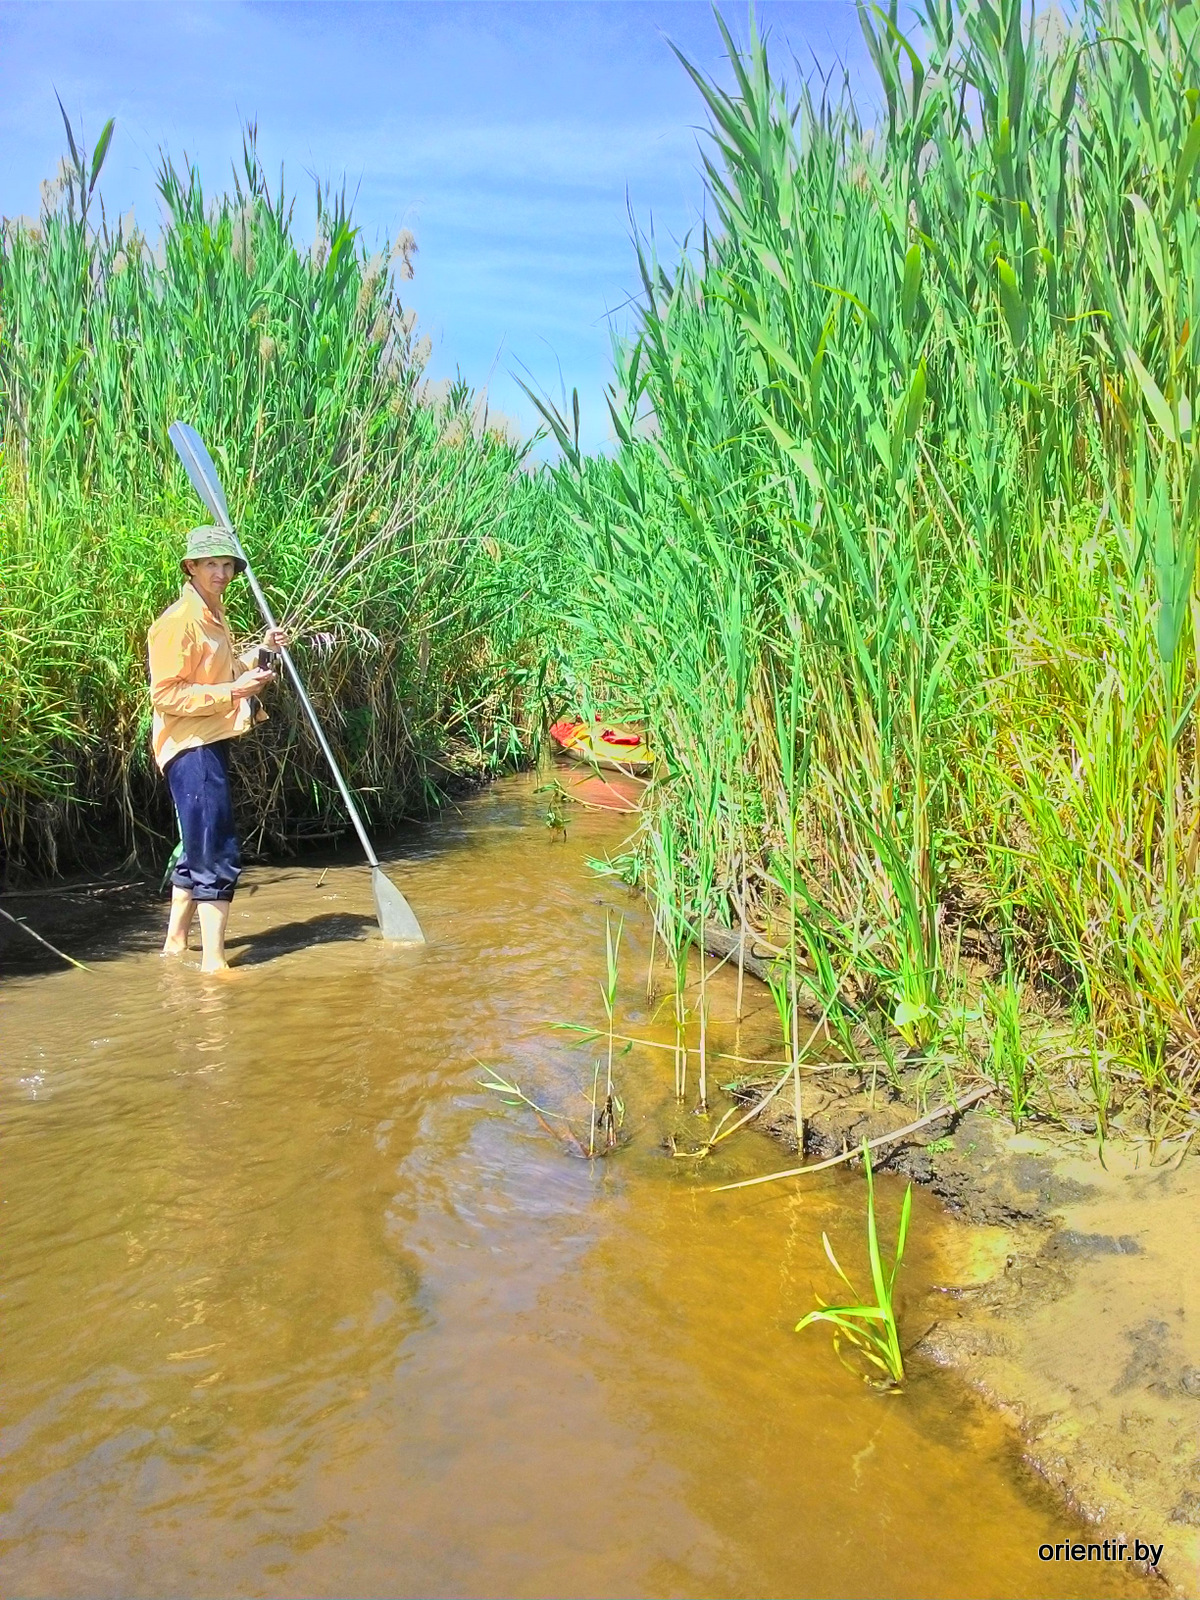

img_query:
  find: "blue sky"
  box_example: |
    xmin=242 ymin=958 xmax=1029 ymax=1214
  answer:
xmin=0 ymin=2 xmax=871 ymax=453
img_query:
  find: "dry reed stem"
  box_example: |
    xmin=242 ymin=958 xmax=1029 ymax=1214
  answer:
xmin=0 ymin=905 xmax=92 ymax=971
xmin=709 ymin=1084 xmax=994 ymax=1192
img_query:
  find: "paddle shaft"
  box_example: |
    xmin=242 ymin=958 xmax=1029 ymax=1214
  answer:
xmin=235 ymin=546 xmax=381 ymax=872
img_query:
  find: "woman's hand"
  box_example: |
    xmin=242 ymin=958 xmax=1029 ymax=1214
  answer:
xmin=231 ymin=665 xmax=275 ymax=701
xmin=260 ymin=627 xmax=290 ymax=653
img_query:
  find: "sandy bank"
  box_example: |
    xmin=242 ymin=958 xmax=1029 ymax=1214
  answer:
xmin=739 ymin=1073 xmax=1200 ymax=1596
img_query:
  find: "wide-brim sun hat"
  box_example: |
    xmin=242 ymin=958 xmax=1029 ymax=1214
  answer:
xmin=181 ymin=525 xmax=247 ymax=574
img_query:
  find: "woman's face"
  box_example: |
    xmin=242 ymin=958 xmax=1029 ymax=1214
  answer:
xmin=185 ymin=557 xmax=237 ymax=603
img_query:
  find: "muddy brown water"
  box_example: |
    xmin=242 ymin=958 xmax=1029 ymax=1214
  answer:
xmin=1 ymin=776 xmax=1154 ymax=1599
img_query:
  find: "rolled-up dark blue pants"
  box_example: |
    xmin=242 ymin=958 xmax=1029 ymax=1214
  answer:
xmin=165 ymin=740 xmax=241 ymax=902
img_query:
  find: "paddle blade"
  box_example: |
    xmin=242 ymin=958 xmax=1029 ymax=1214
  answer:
xmin=168 ymin=421 xmax=233 ymax=530
xmin=372 ymin=868 xmax=425 ymax=944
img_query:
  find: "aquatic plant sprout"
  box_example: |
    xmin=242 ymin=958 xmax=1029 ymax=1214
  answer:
xmin=590 ymin=912 xmax=625 ymax=1155
xmin=796 ymin=1143 xmax=912 ymax=1389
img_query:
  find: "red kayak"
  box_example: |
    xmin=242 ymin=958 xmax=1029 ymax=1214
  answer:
xmin=548 ymin=717 xmax=655 ymax=775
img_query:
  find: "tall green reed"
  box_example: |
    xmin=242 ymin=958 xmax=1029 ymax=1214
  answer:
xmin=2 ymin=117 xmax=554 ymax=873
xmin=531 ymin=0 xmax=1200 ymax=1116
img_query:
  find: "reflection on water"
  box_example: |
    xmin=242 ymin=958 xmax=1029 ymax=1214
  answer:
xmin=0 ymin=777 xmax=1148 ymax=1599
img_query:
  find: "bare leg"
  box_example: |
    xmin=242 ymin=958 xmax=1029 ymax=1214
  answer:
xmin=197 ymin=900 xmax=233 ymax=972
xmin=162 ymin=887 xmax=195 ymax=956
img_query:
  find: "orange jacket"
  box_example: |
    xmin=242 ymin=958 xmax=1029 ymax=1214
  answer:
xmin=147 ymin=582 xmax=264 ymax=771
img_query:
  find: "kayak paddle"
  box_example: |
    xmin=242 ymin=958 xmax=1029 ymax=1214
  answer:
xmin=167 ymin=420 xmax=425 ymax=945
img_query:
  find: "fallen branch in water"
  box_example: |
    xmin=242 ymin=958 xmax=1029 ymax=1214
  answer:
xmin=0 ymin=906 xmax=93 ymax=972
xmin=699 ymin=922 xmax=826 ymax=1014
xmin=709 ymin=1083 xmax=994 ymax=1192
xmin=0 ymin=879 xmax=141 ymax=900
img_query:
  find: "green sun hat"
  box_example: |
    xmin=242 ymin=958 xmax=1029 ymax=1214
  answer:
xmin=180 ymin=525 xmax=246 ymax=574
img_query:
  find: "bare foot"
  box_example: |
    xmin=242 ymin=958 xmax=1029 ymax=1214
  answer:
xmin=161 ymin=939 xmax=189 ymax=957
xmin=199 ymin=958 xmax=232 ymax=974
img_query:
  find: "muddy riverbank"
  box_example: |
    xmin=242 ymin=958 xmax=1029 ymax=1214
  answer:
xmin=740 ymin=1073 xmax=1200 ymax=1597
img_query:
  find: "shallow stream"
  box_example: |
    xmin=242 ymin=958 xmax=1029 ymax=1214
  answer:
xmin=1 ymin=776 xmax=1150 ymax=1598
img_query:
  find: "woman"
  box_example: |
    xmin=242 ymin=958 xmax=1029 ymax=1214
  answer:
xmin=147 ymin=526 xmax=287 ymax=972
